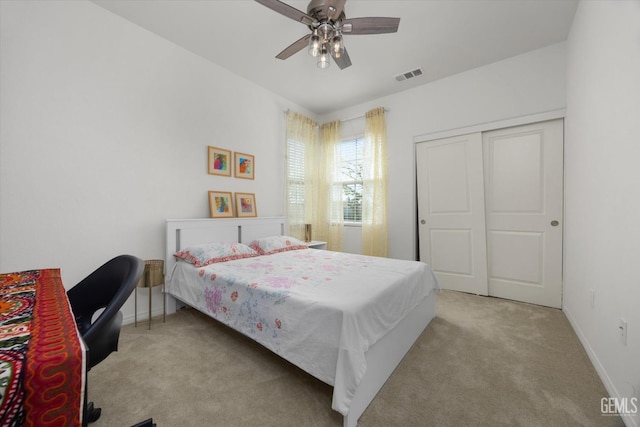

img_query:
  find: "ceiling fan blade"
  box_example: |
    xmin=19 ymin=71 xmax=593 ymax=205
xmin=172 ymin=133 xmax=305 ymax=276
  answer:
xmin=342 ymin=17 xmax=400 ymax=35
xmin=331 ymin=46 xmax=352 ymax=70
xmin=323 ymin=0 xmax=346 ymax=21
xmin=255 ymin=0 xmax=314 ymax=25
xmin=276 ymin=34 xmax=311 ymax=60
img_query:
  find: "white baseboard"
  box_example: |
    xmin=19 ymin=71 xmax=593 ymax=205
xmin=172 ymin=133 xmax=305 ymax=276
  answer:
xmin=123 ymin=294 xmax=178 ymax=326
xmin=123 ymin=306 xmax=167 ymax=326
xmin=563 ymin=306 xmax=638 ymax=427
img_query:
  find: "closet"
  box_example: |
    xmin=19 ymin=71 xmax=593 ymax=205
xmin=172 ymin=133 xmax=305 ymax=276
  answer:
xmin=416 ymin=119 xmax=563 ymax=308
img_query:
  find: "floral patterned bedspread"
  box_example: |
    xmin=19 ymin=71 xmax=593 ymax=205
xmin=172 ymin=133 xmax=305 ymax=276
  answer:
xmin=167 ymin=249 xmax=439 ymax=415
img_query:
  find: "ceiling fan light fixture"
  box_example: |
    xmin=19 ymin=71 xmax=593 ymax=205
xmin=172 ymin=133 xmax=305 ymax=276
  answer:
xmin=317 ymin=46 xmax=330 ymax=69
xmin=308 ymin=30 xmax=321 ymax=57
xmin=331 ymin=33 xmax=343 ymax=58
xmin=319 ymin=22 xmax=334 ymax=42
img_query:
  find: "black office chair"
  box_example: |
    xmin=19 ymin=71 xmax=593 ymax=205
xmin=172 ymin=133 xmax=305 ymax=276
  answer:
xmin=131 ymin=419 xmax=156 ymax=427
xmin=67 ymin=254 xmax=144 ymax=423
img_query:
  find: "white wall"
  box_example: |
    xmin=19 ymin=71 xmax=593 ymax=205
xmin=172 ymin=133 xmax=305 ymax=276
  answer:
xmin=563 ymin=1 xmax=640 ymax=425
xmin=0 ymin=1 xmax=312 ymax=320
xmin=322 ymin=42 xmax=567 ymax=261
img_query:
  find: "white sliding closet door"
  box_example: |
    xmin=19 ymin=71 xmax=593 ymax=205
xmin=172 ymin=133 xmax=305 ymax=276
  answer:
xmin=416 ymin=133 xmax=488 ymax=295
xmin=416 ymin=119 xmax=564 ymax=308
xmin=483 ymin=119 xmax=564 ymax=308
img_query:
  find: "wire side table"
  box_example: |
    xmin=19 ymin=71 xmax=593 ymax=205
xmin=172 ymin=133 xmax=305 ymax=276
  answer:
xmin=134 ymin=259 xmax=166 ymax=330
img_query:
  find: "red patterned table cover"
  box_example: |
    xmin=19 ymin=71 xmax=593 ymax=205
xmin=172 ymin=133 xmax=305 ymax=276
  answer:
xmin=0 ymin=269 xmax=85 ymax=427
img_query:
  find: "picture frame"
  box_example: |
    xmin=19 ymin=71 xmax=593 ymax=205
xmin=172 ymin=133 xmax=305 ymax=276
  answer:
xmin=234 ymin=152 xmax=254 ymax=180
xmin=208 ymin=146 xmax=232 ymax=177
xmin=235 ymin=192 xmax=257 ymax=218
xmin=208 ymin=191 xmax=234 ymax=218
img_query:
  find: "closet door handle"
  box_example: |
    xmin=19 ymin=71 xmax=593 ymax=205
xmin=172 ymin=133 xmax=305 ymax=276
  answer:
xmin=551 ymin=220 xmax=559 ymax=226
xmin=420 ymin=220 xmax=426 ymax=224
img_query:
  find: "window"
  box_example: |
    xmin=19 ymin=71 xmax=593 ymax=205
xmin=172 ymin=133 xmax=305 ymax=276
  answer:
xmin=337 ymin=137 xmax=364 ymax=222
xmin=286 ymin=137 xmax=306 ymax=221
xmin=287 ymin=132 xmax=364 ymax=224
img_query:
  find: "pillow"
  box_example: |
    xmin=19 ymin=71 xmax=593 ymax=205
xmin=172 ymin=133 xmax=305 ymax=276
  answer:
xmin=248 ymin=236 xmax=308 ymax=255
xmin=174 ymin=242 xmax=258 ymax=267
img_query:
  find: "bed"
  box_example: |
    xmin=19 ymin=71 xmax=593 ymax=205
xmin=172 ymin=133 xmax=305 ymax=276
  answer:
xmin=165 ymin=217 xmax=439 ymax=427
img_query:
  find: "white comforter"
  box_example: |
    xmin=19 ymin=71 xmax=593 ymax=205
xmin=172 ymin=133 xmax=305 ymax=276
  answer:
xmin=167 ymin=249 xmax=438 ymax=415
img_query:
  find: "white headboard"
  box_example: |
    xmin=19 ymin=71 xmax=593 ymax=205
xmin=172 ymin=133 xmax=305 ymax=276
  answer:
xmin=165 ymin=217 xmax=287 ymax=273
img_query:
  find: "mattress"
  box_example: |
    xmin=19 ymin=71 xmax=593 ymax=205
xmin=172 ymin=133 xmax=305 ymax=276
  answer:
xmin=166 ymin=248 xmax=439 ymax=414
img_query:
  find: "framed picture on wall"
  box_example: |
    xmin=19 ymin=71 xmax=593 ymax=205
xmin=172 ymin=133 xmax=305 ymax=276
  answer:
xmin=209 ymin=191 xmax=234 ymax=218
xmin=235 ymin=192 xmax=257 ymax=217
xmin=208 ymin=146 xmax=232 ymax=176
xmin=234 ymin=152 xmax=254 ymax=180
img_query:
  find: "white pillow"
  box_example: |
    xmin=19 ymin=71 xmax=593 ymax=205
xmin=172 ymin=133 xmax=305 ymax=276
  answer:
xmin=248 ymin=236 xmax=308 ymax=255
xmin=174 ymin=242 xmax=258 ymax=267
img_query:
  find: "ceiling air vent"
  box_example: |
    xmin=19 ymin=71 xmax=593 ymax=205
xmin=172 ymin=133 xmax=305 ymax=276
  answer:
xmin=395 ymin=67 xmax=424 ymax=82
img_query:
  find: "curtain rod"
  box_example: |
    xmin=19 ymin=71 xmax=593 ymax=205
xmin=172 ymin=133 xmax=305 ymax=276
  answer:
xmin=283 ymin=108 xmax=389 ymax=123
xmin=340 ymin=108 xmax=389 ymax=124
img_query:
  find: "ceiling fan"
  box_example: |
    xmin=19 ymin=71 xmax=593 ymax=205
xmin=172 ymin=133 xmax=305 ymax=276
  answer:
xmin=255 ymin=0 xmax=400 ymax=70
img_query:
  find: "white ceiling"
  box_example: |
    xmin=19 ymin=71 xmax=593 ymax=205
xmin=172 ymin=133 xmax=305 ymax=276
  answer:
xmin=91 ymin=0 xmax=578 ymax=115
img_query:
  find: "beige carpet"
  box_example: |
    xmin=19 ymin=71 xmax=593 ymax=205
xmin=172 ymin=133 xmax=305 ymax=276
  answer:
xmin=90 ymin=290 xmax=622 ymax=427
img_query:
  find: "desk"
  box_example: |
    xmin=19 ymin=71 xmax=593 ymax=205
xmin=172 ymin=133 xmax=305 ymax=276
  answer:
xmin=0 ymin=269 xmax=85 ymax=427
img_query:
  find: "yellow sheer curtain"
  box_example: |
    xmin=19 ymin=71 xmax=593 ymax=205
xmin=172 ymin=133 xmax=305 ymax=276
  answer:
xmin=318 ymin=120 xmax=343 ymax=251
xmin=362 ymin=107 xmax=388 ymax=257
xmin=286 ymin=111 xmax=318 ymax=241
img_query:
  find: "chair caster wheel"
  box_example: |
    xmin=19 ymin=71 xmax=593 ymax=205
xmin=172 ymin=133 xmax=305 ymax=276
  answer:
xmin=87 ymin=401 xmax=102 ymax=423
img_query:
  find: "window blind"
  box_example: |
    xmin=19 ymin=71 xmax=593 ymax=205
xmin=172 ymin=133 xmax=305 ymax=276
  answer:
xmin=287 ymin=138 xmax=306 ymax=221
xmin=338 ymin=137 xmax=364 ymax=222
